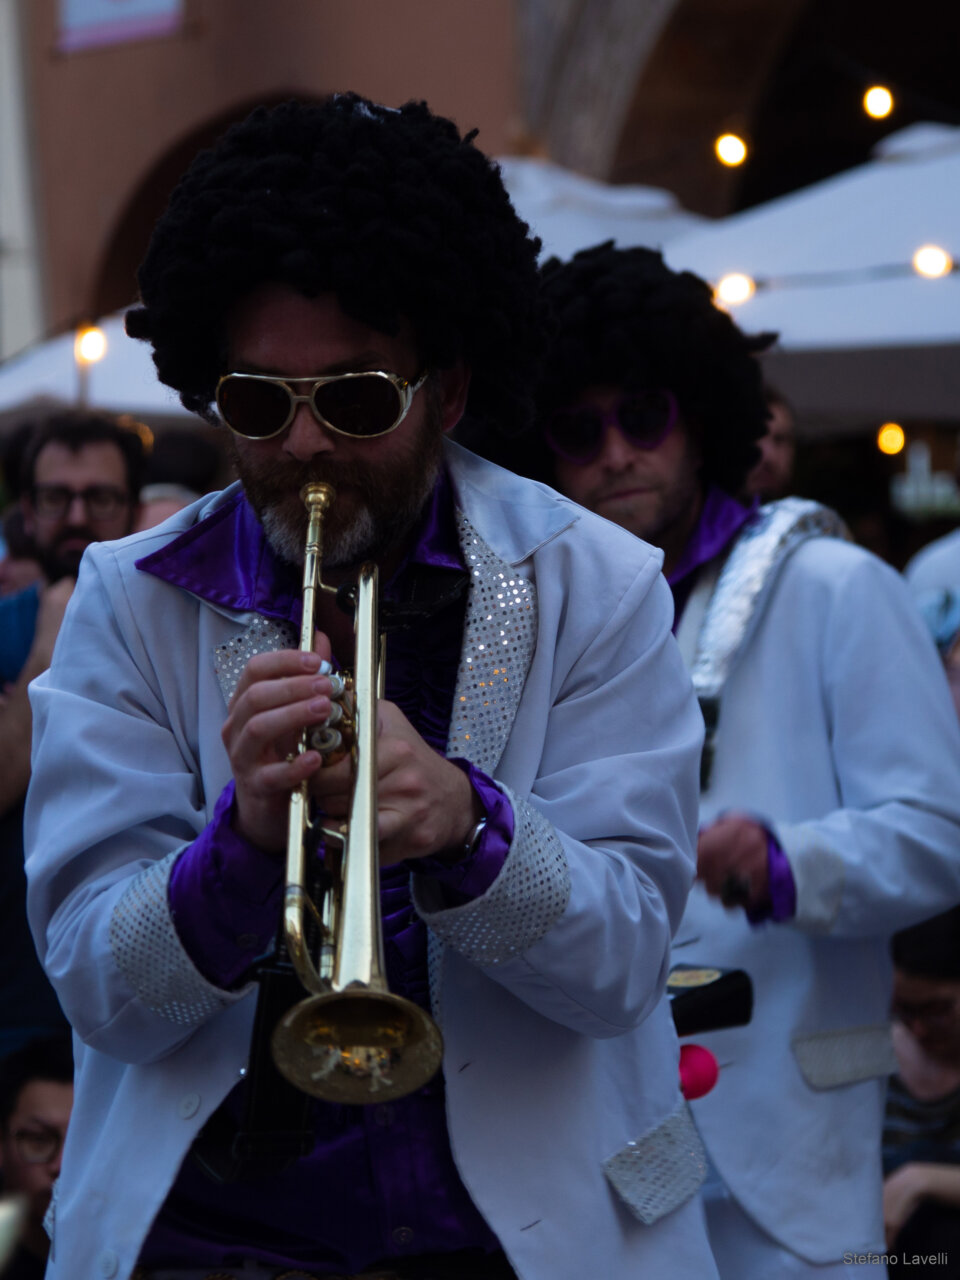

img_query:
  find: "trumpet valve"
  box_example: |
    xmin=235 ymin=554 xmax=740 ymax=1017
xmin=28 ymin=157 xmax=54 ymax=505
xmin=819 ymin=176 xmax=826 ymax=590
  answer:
xmin=310 ymin=726 xmax=343 ymax=755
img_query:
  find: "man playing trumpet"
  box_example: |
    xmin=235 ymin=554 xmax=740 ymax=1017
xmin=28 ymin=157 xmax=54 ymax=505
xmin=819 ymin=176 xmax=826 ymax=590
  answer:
xmin=24 ymin=96 xmax=715 ymax=1280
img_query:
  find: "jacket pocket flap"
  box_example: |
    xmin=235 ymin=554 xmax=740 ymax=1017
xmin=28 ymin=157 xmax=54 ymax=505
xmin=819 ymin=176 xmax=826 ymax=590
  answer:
xmin=602 ymin=1099 xmax=707 ymax=1225
xmin=791 ymin=1024 xmax=896 ymax=1090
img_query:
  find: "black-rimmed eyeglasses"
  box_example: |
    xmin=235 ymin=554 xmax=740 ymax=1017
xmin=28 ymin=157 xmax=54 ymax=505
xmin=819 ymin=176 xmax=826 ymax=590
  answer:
xmin=11 ymin=1123 xmax=65 ymax=1165
xmin=31 ymin=485 xmax=130 ymax=520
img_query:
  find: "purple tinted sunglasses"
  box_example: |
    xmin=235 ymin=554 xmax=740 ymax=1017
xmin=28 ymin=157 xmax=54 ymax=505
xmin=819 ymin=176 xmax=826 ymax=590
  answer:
xmin=544 ymin=389 xmax=678 ymax=464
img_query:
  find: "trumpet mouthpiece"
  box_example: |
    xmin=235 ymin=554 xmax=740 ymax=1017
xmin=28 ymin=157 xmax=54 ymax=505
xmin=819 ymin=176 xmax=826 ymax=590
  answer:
xmin=301 ymin=482 xmax=336 ymax=512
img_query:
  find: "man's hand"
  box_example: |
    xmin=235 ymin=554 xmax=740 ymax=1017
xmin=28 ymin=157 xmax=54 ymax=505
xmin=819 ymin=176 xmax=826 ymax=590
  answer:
xmin=884 ymin=1163 xmax=931 ymax=1247
xmin=312 ymin=700 xmax=481 ymax=867
xmin=30 ymin=577 xmax=76 ymax=670
xmin=221 ymin=640 xmax=335 ymax=855
xmin=884 ymin=1162 xmax=960 ymax=1248
xmin=697 ymin=813 xmax=770 ymax=912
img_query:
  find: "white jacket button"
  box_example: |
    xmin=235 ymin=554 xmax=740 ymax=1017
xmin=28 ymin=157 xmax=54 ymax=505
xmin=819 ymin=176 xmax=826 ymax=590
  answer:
xmin=99 ymin=1250 xmax=119 ymax=1277
xmin=178 ymin=1092 xmax=201 ymax=1119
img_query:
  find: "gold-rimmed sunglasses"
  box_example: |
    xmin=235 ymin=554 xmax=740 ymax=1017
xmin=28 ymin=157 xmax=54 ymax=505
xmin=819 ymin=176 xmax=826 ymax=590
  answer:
xmin=215 ymin=370 xmax=428 ymax=441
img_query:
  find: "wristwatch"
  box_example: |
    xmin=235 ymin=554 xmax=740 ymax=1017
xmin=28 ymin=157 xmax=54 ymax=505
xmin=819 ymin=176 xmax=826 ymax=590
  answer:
xmin=440 ymin=816 xmax=487 ymax=866
xmin=461 ymin=816 xmax=488 ymax=860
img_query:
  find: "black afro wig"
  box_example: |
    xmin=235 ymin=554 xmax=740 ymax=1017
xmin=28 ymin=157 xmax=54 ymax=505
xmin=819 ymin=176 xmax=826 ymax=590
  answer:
xmin=460 ymin=241 xmax=777 ymax=495
xmin=127 ymin=94 xmax=545 ymax=436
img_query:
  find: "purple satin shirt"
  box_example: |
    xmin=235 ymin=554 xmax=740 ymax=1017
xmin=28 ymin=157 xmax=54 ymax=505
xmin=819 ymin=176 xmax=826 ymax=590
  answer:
xmin=136 ymin=471 xmax=511 ymax=1271
xmin=668 ymin=487 xmax=797 ymax=924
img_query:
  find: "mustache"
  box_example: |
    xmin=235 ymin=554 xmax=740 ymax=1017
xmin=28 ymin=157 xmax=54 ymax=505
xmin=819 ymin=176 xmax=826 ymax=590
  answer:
xmin=235 ymin=456 xmax=376 ymax=503
xmin=52 ymin=525 xmax=96 ymax=550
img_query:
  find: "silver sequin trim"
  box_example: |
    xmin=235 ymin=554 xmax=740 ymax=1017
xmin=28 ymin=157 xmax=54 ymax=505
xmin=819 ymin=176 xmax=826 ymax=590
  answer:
xmin=792 ymin=1023 xmax=897 ymax=1090
xmin=690 ymin=498 xmax=849 ymax=702
xmin=214 ymin=618 xmax=300 ymax=705
xmin=603 ymin=1098 xmax=707 ymax=1225
xmin=414 ymin=789 xmax=570 ymax=966
xmin=426 ymin=930 xmax=444 ymax=1025
xmin=447 ymin=514 xmax=538 ymax=776
xmin=43 ymin=1177 xmax=57 ymax=1244
xmin=109 ymin=853 xmax=239 ymax=1025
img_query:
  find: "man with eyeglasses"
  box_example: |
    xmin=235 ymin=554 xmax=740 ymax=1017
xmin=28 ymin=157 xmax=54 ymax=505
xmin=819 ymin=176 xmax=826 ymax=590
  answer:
xmin=0 ymin=1033 xmax=73 ymax=1279
xmin=467 ymin=242 xmax=960 ymax=1278
xmin=0 ymin=410 xmax=142 ymax=818
xmin=23 ymin=99 xmax=716 ymax=1280
xmin=884 ymin=907 xmax=960 ymax=1266
xmin=0 ymin=412 xmax=142 ymax=1072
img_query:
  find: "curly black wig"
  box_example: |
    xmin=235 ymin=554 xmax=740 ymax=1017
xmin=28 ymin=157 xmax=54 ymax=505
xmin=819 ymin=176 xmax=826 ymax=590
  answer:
xmin=461 ymin=241 xmax=777 ymax=495
xmin=126 ymin=95 xmax=545 ymax=435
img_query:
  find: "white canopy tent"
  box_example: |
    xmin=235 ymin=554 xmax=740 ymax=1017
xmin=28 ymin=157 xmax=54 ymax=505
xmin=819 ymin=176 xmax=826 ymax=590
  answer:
xmin=497 ymin=156 xmax=706 ymax=261
xmin=0 ymin=312 xmax=184 ymax=423
xmin=663 ymin=124 xmax=960 ymax=435
xmin=0 ymin=157 xmax=705 ymax=426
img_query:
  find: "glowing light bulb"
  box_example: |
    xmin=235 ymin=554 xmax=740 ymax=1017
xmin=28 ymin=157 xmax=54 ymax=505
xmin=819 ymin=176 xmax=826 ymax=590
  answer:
xmin=715 ymin=273 xmax=756 ymax=306
xmin=877 ymin=422 xmax=905 ymax=455
xmin=75 ymin=325 xmax=107 ymax=364
xmin=912 ymin=245 xmax=953 ymax=278
xmin=715 ymin=133 xmax=748 ymax=167
xmin=863 ymin=86 xmax=894 ymax=119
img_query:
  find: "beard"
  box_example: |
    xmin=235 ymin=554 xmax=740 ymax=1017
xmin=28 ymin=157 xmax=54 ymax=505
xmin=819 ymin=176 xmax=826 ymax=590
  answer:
xmin=231 ymin=405 xmax=444 ymax=569
xmin=36 ymin=527 xmax=96 ymax=582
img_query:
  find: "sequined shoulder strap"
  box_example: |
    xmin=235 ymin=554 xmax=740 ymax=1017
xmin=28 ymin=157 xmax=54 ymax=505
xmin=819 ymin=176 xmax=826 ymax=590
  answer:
xmin=691 ymin=498 xmax=849 ymax=789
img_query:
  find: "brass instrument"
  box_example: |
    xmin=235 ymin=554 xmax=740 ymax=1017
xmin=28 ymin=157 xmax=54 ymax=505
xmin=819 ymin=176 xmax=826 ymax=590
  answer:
xmin=270 ymin=482 xmax=444 ymax=1104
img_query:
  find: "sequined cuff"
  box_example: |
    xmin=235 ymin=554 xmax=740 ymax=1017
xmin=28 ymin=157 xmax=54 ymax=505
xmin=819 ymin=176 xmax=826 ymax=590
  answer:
xmin=168 ymin=781 xmax=283 ymax=989
xmin=109 ymin=852 xmax=249 ymax=1025
xmin=412 ymin=788 xmax=570 ymax=966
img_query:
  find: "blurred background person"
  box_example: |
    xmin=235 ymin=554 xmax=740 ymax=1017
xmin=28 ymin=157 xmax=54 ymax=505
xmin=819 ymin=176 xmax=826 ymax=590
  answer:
xmin=0 ymin=410 xmax=144 ymax=1059
xmin=743 ymin=386 xmax=796 ymax=502
xmin=133 ymin=482 xmax=201 ymax=532
xmin=884 ymin=908 xmax=960 ymax=1272
xmin=132 ymin=428 xmax=223 ymax=532
xmin=0 ymin=509 xmax=43 ymax=600
xmin=0 ymin=1033 xmax=73 ymax=1280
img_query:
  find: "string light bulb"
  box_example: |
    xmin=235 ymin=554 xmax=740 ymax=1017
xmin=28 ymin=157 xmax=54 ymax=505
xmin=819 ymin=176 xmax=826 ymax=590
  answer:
xmin=912 ymin=245 xmax=954 ymax=278
xmin=863 ymin=86 xmax=894 ymax=119
xmin=715 ymin=272 xmax=756 ymax=306
xmin=877 ymin=422 xmax=906 ymax=455
xmin=715 ymin=133 xmax=748 ymax=167
xmin=74 ymin=324 xmax=107 ymax=365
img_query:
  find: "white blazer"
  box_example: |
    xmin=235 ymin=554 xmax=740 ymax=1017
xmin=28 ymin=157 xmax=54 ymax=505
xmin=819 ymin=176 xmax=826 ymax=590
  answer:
xmin=675 ymin=525 xmax=960 ymax=1263
xmin=26 ymin=443 xmax=717 ymax=1280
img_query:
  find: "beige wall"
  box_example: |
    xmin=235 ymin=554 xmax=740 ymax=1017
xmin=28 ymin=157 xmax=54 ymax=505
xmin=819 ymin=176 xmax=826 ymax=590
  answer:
xmin=24 ymin=0 xmax=520 ymax=334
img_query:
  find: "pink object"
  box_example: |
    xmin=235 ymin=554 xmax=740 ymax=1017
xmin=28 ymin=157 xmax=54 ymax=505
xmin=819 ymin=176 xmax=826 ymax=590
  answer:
xmin=679 ymin=1043 xmax=719 ymax=1099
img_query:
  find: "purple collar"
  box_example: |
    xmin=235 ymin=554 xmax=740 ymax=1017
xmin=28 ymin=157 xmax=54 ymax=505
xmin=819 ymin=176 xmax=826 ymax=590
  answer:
xmin=135 ymin=470 xmax=464 ymax=623
xmin=667 ymin=486 xmax=758 ymax=590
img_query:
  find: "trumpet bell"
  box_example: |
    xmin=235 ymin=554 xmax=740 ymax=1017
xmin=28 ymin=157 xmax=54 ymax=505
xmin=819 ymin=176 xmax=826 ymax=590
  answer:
xmin=272 ymin=988 xmax=444 ymax=1105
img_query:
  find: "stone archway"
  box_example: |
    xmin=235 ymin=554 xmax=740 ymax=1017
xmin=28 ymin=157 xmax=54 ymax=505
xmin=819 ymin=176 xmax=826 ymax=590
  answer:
xmin=91 ymin=93 xmax=310 ymax=319
xmin=515 ymin=0 xmax=809 ymax=214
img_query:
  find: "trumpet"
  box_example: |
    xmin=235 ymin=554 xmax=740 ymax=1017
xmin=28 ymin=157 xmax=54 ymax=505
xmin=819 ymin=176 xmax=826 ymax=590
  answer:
xmin=270 ymin=482 xmax=444 ymax=1104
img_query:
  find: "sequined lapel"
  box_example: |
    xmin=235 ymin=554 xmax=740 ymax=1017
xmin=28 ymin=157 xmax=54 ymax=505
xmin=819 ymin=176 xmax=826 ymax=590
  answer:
xmin=445 ymin=512 xmax=538 ymax=776
xmin=213 ymin=617 xmax=299 ymax=706
xmin=691 ymin=496 xmax=849 ymax=702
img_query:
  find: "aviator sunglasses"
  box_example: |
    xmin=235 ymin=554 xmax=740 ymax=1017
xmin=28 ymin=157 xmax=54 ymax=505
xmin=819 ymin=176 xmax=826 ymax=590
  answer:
xmin=216 ymin=369 xmax=428 ymax=441
xmin=543 ymin=388 xmax=679 ymax=465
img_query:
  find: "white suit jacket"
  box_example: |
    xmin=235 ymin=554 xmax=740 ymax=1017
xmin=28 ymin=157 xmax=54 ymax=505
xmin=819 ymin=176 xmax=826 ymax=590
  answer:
xmin=674 ymin=514 xmax=960 ymax=1263
xmin=904 ymin=526 xmax=960 ymax=593
xmin=25 ymin=443 xmax=717 ymax=1280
